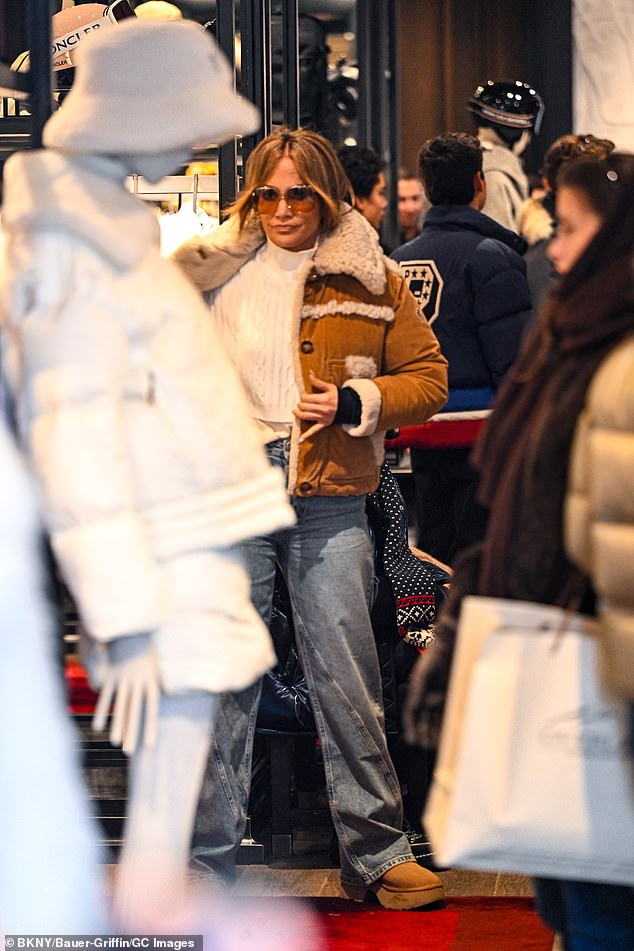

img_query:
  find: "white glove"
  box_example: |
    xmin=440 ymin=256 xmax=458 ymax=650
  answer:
xmin=92 ymin=633 xmax=160 ymax=756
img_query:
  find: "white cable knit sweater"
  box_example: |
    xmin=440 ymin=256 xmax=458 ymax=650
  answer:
xmin=209 ymin=239 xmax=315 ymax=440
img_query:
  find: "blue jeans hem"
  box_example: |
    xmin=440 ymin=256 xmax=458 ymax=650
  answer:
xmin=340 ymin=852 xmax=417 ymax=887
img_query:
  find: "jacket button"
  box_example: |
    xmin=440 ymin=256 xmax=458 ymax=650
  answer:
xmin=300 ymin=340 xmax=314 ymax=354
xmin=299 ymin=481 xmax=313 ymax=493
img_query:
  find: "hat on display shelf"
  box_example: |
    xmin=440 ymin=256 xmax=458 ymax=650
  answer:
xmin=11 ymin=2 xmax=136 ymax=97
xmin=43 ymin=18 xmax=260 ymax=155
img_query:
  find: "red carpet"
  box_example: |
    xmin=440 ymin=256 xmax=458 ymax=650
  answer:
xmin=313 ymin=897 xmax=553 ymax=951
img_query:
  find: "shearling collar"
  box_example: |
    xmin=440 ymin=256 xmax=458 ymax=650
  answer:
xmin=174 ymin=204 xmax=389 ymax=296
xmin=1 ymin=150 xmax=160 ymax=270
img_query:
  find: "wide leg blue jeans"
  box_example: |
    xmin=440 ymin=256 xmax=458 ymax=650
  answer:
xmin=191 ymin=440 xmax=413 ymax=886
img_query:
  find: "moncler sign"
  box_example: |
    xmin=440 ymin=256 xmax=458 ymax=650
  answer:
xmin=52 ymin=20 xmax=114 ymax=71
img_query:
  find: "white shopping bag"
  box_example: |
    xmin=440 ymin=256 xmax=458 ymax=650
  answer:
xmin=424 ymin=595 xmax=634 ymax=885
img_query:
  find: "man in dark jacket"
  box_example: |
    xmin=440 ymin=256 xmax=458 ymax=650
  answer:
xmin=391 ymin=132 xmax=532 ymax=563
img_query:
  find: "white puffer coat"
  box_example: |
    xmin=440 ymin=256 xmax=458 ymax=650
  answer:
xmin=565 ymin=333 xmax=634 ymax=700
xmin=0 ymin=150 xmax=295 ymax=694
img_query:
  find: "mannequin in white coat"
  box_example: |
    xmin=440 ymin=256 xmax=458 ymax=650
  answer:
xmin=86 ymin=146 xmax=222 ymax=927
xmin=0 ymin=20 xmax=295 ymax=931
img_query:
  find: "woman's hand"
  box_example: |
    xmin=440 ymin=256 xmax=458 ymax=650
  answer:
xmin=294 ymin=370 xmax=338 ymax=443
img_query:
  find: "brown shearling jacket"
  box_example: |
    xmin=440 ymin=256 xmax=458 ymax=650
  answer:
xmin=174 ymin=206 xmax=448 ymax=496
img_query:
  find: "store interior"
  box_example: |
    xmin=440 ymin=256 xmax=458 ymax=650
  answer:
xmin=1 ymin=3 xmax=630 ymax=946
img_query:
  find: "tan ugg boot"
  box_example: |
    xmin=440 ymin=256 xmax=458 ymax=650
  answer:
xmin=342 ymin=861 xmax=444 ymax=910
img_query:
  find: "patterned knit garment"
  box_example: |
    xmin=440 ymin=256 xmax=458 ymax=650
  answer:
xmin=368 ymin=463 xmax=445 ymax=649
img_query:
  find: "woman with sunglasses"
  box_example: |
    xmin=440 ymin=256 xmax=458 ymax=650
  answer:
xmin=176 ymin=127 xmax=448 ymax=908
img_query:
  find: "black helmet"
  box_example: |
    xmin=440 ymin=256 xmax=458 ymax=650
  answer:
xmin=467 ymin=80 xmax=545 ymax=135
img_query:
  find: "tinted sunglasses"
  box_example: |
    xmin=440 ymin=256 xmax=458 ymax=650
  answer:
xmin=252 ymin=185 xmax=318 ymax=215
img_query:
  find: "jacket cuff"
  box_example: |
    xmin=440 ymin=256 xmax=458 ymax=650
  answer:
xmin=341 ymin=378 xmax=382 ymax=436
xmin=144 ymin=465 xmax=295 ymax=559
xmin=52 ymin=513 xmax=168 ymax=641
xmin=334 ymin=386 xmax=362 ymax=425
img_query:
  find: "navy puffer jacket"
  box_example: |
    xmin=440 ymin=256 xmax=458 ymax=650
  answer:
xmin=391 ymin=205 xmax=532 ymax=394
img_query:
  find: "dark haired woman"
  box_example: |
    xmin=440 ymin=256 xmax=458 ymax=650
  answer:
xmin=406 ymin=152 xmax=634 ymax=949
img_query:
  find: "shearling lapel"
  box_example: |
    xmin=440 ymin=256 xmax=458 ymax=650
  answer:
xmin=172 ymin=214 xmax=264 ymax=293
xmin=312 ymin=208 xmax=387 ymax=295
xmin=174 ymin=204 xmax=389 ymax=296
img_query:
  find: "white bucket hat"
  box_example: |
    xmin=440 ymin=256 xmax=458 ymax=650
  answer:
xmin=43 ymin=18 xmax=260 ymax=154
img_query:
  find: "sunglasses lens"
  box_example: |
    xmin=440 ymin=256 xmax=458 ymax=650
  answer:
xmin=253 ymin=186 xmax=317 ymax=214
xmin=254 ymin=187 xmax=281 ymax=213
xmin=286 ymin=186 xmax=317 ymax=212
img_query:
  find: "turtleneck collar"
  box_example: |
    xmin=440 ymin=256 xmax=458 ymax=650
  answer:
xmin=260 ymin=237 xmax=317 ymax=271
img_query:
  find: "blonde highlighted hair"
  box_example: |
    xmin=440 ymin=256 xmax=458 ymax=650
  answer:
xmin=228 ymin=127 xmax=352 ymax=233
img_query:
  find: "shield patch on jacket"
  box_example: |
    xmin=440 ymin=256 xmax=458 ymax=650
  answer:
xmin=399 ymin=259 xmax=443 ymax=323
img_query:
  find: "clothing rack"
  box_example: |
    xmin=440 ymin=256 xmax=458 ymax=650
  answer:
xmin=127 ymin=173 xmax=219 ymax=210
